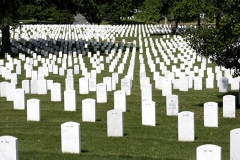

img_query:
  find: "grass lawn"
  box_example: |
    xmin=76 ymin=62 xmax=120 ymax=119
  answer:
xmin=0 ymin=31 xmax=239 ymax=160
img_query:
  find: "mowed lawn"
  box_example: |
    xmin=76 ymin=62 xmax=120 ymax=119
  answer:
xmin=0 ymin=32 xmax=239 ymax=160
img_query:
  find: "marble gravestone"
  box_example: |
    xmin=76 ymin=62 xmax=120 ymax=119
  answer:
xmin=223 ymin=95 xmax=236 ymax=118
xmin=0 ymin=136 xmax=18 ymax=160
xmin=142 ymin=101 xmax=156 ymax=126
xmin=51 ymin=83 xmax=61 ymax=101
xmin=230 ymin=128 xmax=240 ymax=160
xmin=96 ymin=83 xmax=107 ymax=103
xmin=114 ymin=90 xmax=126 ymax=112
xmin=204 ymin=102 xmax=218 ymax=127
xmin=79 ymin=77 xmax=89 ymax=94
xmin=61 ymin=122 xmax=81 ymax=154
xmin=64 ymin=90 xmax=76 ymax=111
xmin=121 ymin=78 xmax=131 ymax=96
xmin=141 ymin=83 xmax=152 ymax=102
xmin=166 ymin=95 xmax=179 ymax=116
xmin=162 ymin=78 xmax=172 ymax=96
xmin=82 ymin=98 xmax=96 ymax=122
xmin=27 ymin=99 xmax=40 ymax=121
xmin=219 ymin=77 xmax=228 ymax=93
xmin=178 ymin=111 xmax=195 ymax=141
xmin=13 ymin=89 xmax=25 ymax=110
xmin=107 ymin=110 xmax=124 ymax=137
xmin=196 ymin=144 xmax=222 ymax=160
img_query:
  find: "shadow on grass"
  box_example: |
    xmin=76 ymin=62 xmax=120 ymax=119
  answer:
xmin=196 ymin=91 xmax=240 ymax=109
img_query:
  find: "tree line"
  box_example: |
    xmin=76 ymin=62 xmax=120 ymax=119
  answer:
xmin=0 ymin=0 xmax=240 ymax=75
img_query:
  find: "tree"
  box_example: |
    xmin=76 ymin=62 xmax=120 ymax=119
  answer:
xmin=171 ymin=0 xmax=207 ymax=27
xmin=0 ymin=0 xmax=26 ymax=56
xmin=185 ymin=0 xmax=240 ymax=76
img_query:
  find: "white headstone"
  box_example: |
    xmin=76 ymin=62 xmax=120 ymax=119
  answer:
xmin=141 ymin=83 xmax=152 ymax=101
xmin=223 ymin=95 xmax=236 ymax=118
xmin=230 ymin=128 xmax=240 ymax=160
xmin=142 ymin=101 xmax=156 ymax=126
xmin=6 ymin=83 xmax=16 ymax=101
xmin=166 ymin=95 xmax=179 ymax=116
xmin=65 ymin=77 xmax=74 ymax=90
xmin=82 ymin=98 xmax=96 ymax=122
xmin=0 ymin=136 xmax=18 ymax=160
xmin=38 ymin=79 xmax=47 ymax=94
xmin=27 ymin=99 xmax=40 ymax=121
xmin=88 ymin=78 xmax=96 ymax=92
xmin=96 ymin=83 xmax=107 ymax=103
xmin=22 ymin=80 xmax=30 ymax=94
xmin=219 ymin=77 xmax=228 ymax=92
xmin=30 ymin=80 xmax=38 ymax=94
xmin=114 ymin=90 xmax=126 ymax=112
xmin=61 ymin=122 xmax=81 ymax=154
xmin=162 ymin=78 xmax=172 ymax=96
xmin=107 ymin=110 xmax=124 ymax=137
xmin=51 ymin=83 xmax=61 ymax=101
xmin=13 ymin=89 xmax=25 ymax=110
xmin=64 ymin=90 xmax=76 ymax=111
xmin=121 ymin=78 xmax=131 ymax=95
xmin=204 ymin=102 xmax=218 ymax=127
xmin=196 ymin=144 xmax=222 ymax=160
xmin=178 ymin=111 xmax=195 ymax=141
xmin=79 ymin=77 xmax=89 ymax=94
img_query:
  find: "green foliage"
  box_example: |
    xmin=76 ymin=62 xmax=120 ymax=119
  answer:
xmin=184 ymin=0 xmax=240 ymax=76
xmin=136 ymin=0 xmax=163 ymax=23
xmin=51 ymin=9 xmax=75 ymax=24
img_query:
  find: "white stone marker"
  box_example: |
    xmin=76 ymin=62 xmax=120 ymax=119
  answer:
xmin=88 ymin=78 xmax=96 ymax=91
xmin=114 ymin=90 xmax=126 ymax=112
xmin=96 ymin=83 xmax=107 ymax=103
xmin=142 ymin=101 xmax=156 ymax=126
xmin=0 ymin=136 xmax=18 ymax=160
xmin=162 ymin=78 xmax=172 ymax=96
xmin=196 ymin=144 xmax=222 ymax=160
xmin=178 ymin=111 xmax=195 ymax=141
xmin=121 ymin=78 xmax=131 ymax=95
xmin=0 ymin=81 xmax=9 ymax=97
xmin=30 ymin=80 xmax=38 ymax=94
xmin=219 ymin=77 xmax=228 ymax=92
xmin=230 ymin=128 xmax=240 ymax=160
xmin=204 ymin=102 xmax=218 ymax=127
xmin=65 ymin=77 xmax=74 ymax=90
xmin=14 ymin=89 xmax=25 ymax=110
xmin=6 ymin=83 xmax=16 ymax=101
xmin=51 ymin=83 xmax=61 ymax=101
xmin=179 ymin=77 xmax=189 ymax=91
xmin=22 ymin=80 xmax=30 ymax=93
xmin=82 ymin=98 xmax=96 ymax=122
xmin=38 ymin=79 xmax=47 ymax=94
xmin=64 ymin=90 xmax=76 ymax=111
xmin=27 ymin=99 xmax=40 ymax=121
xmin=194 ymin=76 xmax=202 ymax=90
xmin=107 ymin=110 xmax=124 ymax=137
xmin=223 ymin=95 xmax=236 ymax=118
xmin=103 ymin=77 xmax=112 ymax=91
xmin=141 ymin=83 xmax=152 ymax=101
xmin=61 ymin=122 xmax=81 ymax=154
xmin=79 ymin=77 xmax=89 ymax=94
xmin=166 ymin=95 xmax=179 ymax=116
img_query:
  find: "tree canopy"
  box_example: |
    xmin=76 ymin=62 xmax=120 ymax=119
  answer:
xmin=185 ymin=0 xmax=240 ymax=76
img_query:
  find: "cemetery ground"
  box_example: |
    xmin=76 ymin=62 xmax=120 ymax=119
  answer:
xmin=0 ymin=26 xmax=240 ymax=159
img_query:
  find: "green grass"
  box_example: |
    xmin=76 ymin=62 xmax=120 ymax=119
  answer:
xmin=0 ymin=33 xmax=239 ymax=160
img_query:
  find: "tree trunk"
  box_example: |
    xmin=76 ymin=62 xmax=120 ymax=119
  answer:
xmin=1 ymin=25 xmax=11 ymax=57
xmin=215 ymin=13 xmax=221 ymax=29
xmin=164 ymin=15 xmax=168 ymax=25
xmin=197 ymin=14 xmax=201 ymax=27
